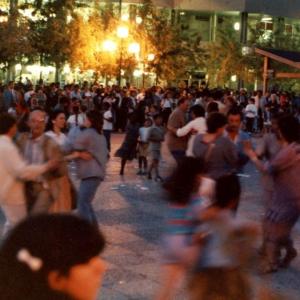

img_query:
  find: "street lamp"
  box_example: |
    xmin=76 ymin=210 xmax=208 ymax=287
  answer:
xmin=142 ymin=54 xmax=155 ymax=88
xmin=128 ymin=42 xmax=140 ymax=55
xmin=117 ymin=25 xmax=129 ymax=86
xmin=117 ymin=25 xmax=129 ymax=39
xmin=136 ymin=16 xmax=143 ymax=24
xmin=102 ymin=40 xmax=117 ymax=52
xmin=147 ymin=53 xmax=155 ymax=62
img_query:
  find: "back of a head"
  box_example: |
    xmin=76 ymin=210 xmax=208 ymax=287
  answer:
xmin=0 ymin=214 xmax=105 ymax=300
xmin=163 ymin=157 xmax=205 ymax=204
xmin=86 ymin=110 xmax=103 ymax=134
xmin=206 ymin=112 xmax=227 ymax=134
xmin=277 ymin=114 xmax=300 ymax=143
xmin=0 ymin=113 xmax=16 ymax=134
xmin=207 ymin=101 xmax=219 ymax=114
xmin=214 ymin=174 xmax=241 ymax=211
xmin=191 ymin=105 xmax=205 ymax=118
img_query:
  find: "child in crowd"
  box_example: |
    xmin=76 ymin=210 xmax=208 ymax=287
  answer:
xmin=136 ymin=118 xmax=152 ymax=175
xmin=146 ymin=104 xmax=160 ymax=121
xmin=156 ymin=157 xmax=205 ymax=300
xmin=245 ymin=98 xmax=257 ymax=133
xmin=147 ymin=113 xmax=165 ymax=181
xmin=103 ymin=102 xmax=113 ymax=153
xmin=188 ymin=174 xmax=258 ymax=300
xmin=115 ymin=113 xmax=140 ymax=176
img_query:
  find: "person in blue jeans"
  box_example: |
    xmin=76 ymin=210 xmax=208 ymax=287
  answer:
xmin=72 ymin=110 xmax=108 ymax=224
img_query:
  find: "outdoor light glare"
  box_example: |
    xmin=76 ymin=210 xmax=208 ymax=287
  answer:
xmin=117 ymin=26 xmax=129 ymax=39
xmin=234 ymin=22 xmax=240 ymax=31
xmin=128 ymin=42 xmax=140 ymax=54
xmin=27 ymin=65 xmax=41 ymax=75
xmin=15 ymin=64 xmax=22 ymax=72
xmin=136 ymin=16 xmax=143 ymax=24
xmin=133 ymin=69 xmax=143 ymax=77
xmin=147 ymin=53 xmax=155 ymax=61
xmin=63 ymin=65 xmax=71 ymax=74
xmin=231 ymin=75 xmax=237 ymax=82
xmin=0 ymin=15 xmax=8 ymax=23
xmin=121 ymin=14 xmax=129 ymax=21
xmin=242 ymin=46 xmax=253 ymax=56
xmin=67 ymin=15 xmax=72 ymax=23
xmin=262 ymin=17 xmax=272 ymax=22
xmin=102 ymin=40 xmax=117 ymax=52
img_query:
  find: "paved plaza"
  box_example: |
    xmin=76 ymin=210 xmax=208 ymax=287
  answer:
xmin=1 ymin=134 xmax=300 ymax=299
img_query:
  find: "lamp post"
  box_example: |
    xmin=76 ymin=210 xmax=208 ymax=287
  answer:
xmin=142 ymin=53 xmax=155 ymax=88
xmin=117 ymin=25 xmax=129 ymax=86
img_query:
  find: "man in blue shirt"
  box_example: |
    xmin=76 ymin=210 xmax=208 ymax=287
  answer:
xmin=225 ymin=108 xmax=251 ymax=172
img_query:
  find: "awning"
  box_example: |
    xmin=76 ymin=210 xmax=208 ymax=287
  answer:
xmin=255 ymin=47 xmax=300 ymax=69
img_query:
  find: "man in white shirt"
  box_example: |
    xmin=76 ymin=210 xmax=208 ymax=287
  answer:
xmin=176 ymin=105 xmax=207 ymax=157
xmin=0 ymin=113 xmax=56 ymax=234
xmin=245 ymin=98 xmax=257 ymax=133
xmin=103 ymin=102 xmax=113 ymax=153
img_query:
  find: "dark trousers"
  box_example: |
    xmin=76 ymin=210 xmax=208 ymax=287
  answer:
xmin=103 ymin=130 xmax=111 ymax=152
xmin=245 ymin=117 xmax=255 ymax=133
xmin=170 ymin=150 xmax=186 ymax=165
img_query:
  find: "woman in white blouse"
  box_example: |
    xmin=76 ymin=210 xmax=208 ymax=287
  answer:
xmin=46 ymin=110 xmax=74 ymax=213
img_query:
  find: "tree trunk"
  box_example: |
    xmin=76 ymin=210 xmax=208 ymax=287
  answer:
xmin=55 ymin=62 xmax=60 ymax=83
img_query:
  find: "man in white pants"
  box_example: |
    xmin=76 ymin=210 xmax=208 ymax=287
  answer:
xmin=0 ymin=113 xmax=56 ymax=235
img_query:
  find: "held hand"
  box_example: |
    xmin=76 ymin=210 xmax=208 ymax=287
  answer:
xmin=46 ymin=159 xmax=60 ymax=171
xmin=243 ymin=140 xmax=256 ymax=159
xmin=78 ymin=151 xmax=93 ymax=161
xmin=190 ymin=128 xmax=198 ymax=135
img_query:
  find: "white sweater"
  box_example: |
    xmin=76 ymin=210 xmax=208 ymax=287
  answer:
xmin=176 ymin=117 xmax=207 ymax=156
xmin=0 ymin=135 xmax=48 ymax=205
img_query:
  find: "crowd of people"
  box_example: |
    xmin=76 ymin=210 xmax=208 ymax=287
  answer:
xmin=0 ymin=79 xmax=299 ymax=299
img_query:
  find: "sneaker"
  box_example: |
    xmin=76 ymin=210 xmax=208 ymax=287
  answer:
xmin=136 ymin=170 xmax=143 ymax=175
xmin=147 ymin=173 xmax=152 ymax=180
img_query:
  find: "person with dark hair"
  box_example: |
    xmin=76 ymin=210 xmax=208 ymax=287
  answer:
xmin=115 ymin=113 xmax=140 ymax=175
xmin=70 ymin=110 xmax=108 ymax=224
xmin=176 ymin=105 xmax=207 ymax=157
xmin=67 ymin=104 xmax=85 ymax=129
xmin=3 ymin=81 xmax=17 ymax=111
xmin=46 ymin=110 xmax=67 ymax=146
xmin=188 ymin=174 xmax=258 ymax=300
xmin=45 ymin=110 xmax=76 ymax=213
xmin=156 ymin=157 xmax=205 ymax=300
xmin=245 ymin=98 xmax=257 ymax=133
xmin=136 ymin=118 xmax=152 ymax=175
xmin=0 ymin=113 xmax=57 ymax=234
xmin=0 ymin=214 xmax=107 ymax=300
xmin=147 ymin=114 xmax=165 ymax=181
xmin=193 ymin=112 xmax=238 ymax=203
xmin=167 ymin=97 xmax=189 ymax=164
xmin=225 ymin=108 xmax=251 ymax=171
xmin=102 ymin=102 xmax=113 ymax=153
xmin=206 ymin=101 xmax=219 ymax=115
xmin=245 ymin=114 xmax=300 ymax=273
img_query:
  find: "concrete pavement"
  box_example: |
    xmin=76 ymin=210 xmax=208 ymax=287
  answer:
xmin=1 ymin=133 xmax=299 ymax=299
